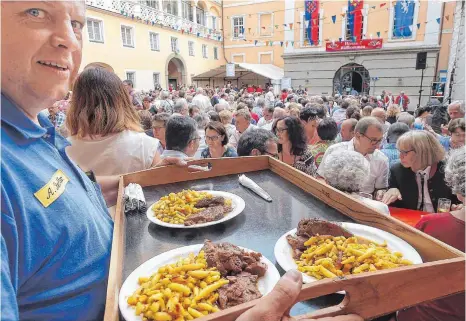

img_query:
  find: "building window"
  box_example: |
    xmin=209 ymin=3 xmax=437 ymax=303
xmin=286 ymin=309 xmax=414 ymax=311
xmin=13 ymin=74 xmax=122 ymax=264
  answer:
xmin=392 ymin=0 xmax=416 ymax=39
xmin=196 ymin=6 xmax=205 ymax=26
xmin=182 ymin=1 xmax=194 ymax=21
xmin=126 ymin=72 xmax=135 ymax=86
xmin=303 ymin=12 xmax=320 ymax=46
xmin=202 ymin=44 xmax=208 ymax=58
xmin=213 ymin=47 xmax=218 ymax=60
xmin=211 ymin=16 xmax=217 ymax=30
xmin=188 ymin=41 xmax=195 ymax=56
xmin=345 ymin=1 xmax=364 ymax=41
xmin=153 ymin=73 xmax=160 ymax=87
xmin=171 ymin=37 xmax=179 ymax=53
xmin=121 ymin=26 xmax=134 ymax=47
xmin=149 ymin=32 xmax=159 ymax=51
xmin=259 ymin=52 xmax=272 ymax=64
xmin=141 ymin=0 xmax=159 ymax=10
xmin=163 ymin=0 xmax=178 ymax=16
xmin=232 ymin=16 xmax=245 ymax=39
xmin=87 ymin=19 xmax=104 ymax=43
xmin=259 ymin=13 xmax=272 ymax=36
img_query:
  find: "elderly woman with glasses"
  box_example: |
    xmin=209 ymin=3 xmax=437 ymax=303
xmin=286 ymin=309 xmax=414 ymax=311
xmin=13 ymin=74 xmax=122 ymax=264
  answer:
xmin=201 ymin=121 xmax=238 ymax=159
xmin=381 ymin=131 xmax=460 ymax=212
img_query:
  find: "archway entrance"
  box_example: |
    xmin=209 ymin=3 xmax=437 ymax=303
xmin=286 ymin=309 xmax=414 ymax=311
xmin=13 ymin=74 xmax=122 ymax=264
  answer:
xmin=333 ymin=63 xmax=370 ymax=95
xmin=165 ymin=55 xmax=187 ymax=88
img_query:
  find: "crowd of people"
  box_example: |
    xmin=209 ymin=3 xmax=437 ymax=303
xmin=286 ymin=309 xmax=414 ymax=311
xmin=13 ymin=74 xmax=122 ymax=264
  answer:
xmin=1 ymin=1 xmax=465 ymax=321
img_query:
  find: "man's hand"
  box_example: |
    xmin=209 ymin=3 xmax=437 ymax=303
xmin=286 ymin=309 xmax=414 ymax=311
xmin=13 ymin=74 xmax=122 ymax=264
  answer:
xmin=381 ymin=188 xmax=402 ymax=205
xmin=236 ymin=270 xmax=362 ymax=321
xmin=155 ymin=157 xmax=193 ymax=167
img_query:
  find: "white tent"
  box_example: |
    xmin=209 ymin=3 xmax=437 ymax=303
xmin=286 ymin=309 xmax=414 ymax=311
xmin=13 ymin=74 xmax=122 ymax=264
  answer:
xmin=192 ymin=63 xmax=284 ymax=92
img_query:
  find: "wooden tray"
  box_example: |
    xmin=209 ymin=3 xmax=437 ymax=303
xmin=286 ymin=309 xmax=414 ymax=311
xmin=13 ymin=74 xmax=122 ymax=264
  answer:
xmin=105 ymin=156 xmax=465 ymax=321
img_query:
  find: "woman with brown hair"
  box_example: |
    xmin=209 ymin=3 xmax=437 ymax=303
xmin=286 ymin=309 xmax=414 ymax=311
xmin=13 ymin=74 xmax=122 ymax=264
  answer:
xmin=66 ymin=68 xmax=161 ymax=176
xmin=201 ymin=121 xmax=238 ymax=158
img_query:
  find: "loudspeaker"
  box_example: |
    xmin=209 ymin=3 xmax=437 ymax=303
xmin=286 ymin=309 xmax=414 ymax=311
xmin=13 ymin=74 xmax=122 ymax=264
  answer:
xmin=416 ymin=52 xmax=427 ymax=70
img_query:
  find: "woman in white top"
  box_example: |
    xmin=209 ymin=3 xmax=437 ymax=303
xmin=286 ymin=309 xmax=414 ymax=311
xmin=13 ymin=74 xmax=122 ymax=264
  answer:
xmin=66 ymin=68 xmax=160 ymax=176
xmin=319 ymin=150 xmax=390 ymax=215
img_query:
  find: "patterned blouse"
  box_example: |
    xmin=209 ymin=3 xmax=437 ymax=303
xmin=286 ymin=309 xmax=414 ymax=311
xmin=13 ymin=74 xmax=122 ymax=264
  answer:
xmin=293 ymin=141 xmax=333 ymax=177
xmin=201 ymin=146 xmax=238 ymax=159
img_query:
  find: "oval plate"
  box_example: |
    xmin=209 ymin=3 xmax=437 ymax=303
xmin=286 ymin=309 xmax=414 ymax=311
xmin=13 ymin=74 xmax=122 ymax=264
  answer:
xmin=146 ymin=190 xmax=246 ymax=229
xmin=119 ymin=244 xmax=281 ymax=321
xmin=274 ymin=222 xmax=423 ymax=284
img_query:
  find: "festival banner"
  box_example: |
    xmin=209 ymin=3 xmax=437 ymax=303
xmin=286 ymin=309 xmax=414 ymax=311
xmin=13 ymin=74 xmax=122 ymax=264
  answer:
xmin=326 ymin=38 xmax=383 ymax=52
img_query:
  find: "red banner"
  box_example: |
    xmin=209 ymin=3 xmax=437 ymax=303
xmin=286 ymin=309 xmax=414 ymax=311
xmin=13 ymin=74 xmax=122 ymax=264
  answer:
xmin=326 ymin=39 xmax=383 ymax=52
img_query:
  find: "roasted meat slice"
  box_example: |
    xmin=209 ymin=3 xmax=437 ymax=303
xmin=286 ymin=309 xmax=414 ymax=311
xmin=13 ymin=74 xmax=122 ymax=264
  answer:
xmin=184 ymin=206 xmax=225 ymax=226
xmin=296 ymin=218 xmax=353 ymax=238
xmin=195 ymin=196 xmax=225 ymax=208
xmin=217 ymin=272 xmax=262 ymax=309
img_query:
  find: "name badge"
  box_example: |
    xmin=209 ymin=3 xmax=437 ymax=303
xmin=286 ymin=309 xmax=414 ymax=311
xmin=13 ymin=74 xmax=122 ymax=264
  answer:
xmin=34 ymin=170 xmax=69 ymax=207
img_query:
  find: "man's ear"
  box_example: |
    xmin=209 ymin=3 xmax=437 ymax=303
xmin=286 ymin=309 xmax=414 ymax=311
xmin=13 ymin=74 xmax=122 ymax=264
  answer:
xmin=250 ymin=149 xmax=261 ymax=156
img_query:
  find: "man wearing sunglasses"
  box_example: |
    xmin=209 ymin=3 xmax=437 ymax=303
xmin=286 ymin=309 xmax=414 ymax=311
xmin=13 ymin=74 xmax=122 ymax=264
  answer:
xmin=318 ymin=117 xmax=389 ymax=196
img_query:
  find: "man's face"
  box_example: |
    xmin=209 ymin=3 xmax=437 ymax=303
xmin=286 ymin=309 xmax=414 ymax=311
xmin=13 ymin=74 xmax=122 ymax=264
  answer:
xmin=152 ymin=121 xmax=166 ymax=143
xmin=263 ymin=108 xmax=273 ymax=121
xmin=235 ymin=115 xmax=249 ymax=133
xmin=143 ymin=100 xmax=151 ymax=109
xmin=448 ymin=106 xmax=463 ymax=120
xmin=181 ymin=105 xmax=189 ymax=116
xmin=264 ymin=140 xmax=278 ymax=157
xmin=340 ymin=122 xmax=355 ymax=141
xmin=354 ymin=125 xmax=383 ymax=155
xmin=451 ymin=128 xmax=465 ymax=149
xmin=2 ymin=1 xmax=85 ymax=113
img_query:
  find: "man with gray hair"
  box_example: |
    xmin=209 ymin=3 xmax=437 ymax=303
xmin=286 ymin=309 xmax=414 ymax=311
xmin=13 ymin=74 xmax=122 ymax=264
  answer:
xmin=396 ymin=112 xmax=415 ymax=128
xmin=253 ymin=97 xmax=266 ymax=118
xmin=158 ymin=90 xmax=174 ymax=114
xmin=237 ymin=128 xmax=278 ymax=157
xmin=162 ymin=116 xmax=201 ymax=159
xmin=318 ymin=117 xmax=389 ymax=195
xmin=214 ymin=102 xmax=228 ymax=113
xmin=172 ymin=98 xmax=189 ymax=116
xmin=192 ymin=87 xmax=212 ymax=111
xmin=265 ymin=86 xmax=275 ymax=107
xmin=447 ymin=100 xmax=465 ymax=120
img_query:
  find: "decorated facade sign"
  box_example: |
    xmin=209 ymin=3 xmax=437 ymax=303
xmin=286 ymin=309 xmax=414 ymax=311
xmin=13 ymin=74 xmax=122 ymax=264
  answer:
xmin=325 ymin=38 xmax=383 ymax=52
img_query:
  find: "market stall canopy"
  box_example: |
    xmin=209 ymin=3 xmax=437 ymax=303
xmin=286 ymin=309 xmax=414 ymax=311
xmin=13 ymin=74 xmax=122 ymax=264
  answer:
xmin=192 ymin=63 xmax=284 ymax=81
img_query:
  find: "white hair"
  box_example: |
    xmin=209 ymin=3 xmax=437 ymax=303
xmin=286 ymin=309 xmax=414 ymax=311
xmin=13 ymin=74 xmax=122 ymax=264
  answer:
xmin=161 ymin=90 xmax=170 ymax=99
xmin=448 ymin=100 xmax=465 ymax=116
xmin=196 ymin=87 xmax=204 ymax=94
xmin=320 ymin=150 xmax=370 ymax=193
xmin=173 ymin=98 xmax=188 ymax=113
xmin=445 ymin=147 xmax=465 ymax=197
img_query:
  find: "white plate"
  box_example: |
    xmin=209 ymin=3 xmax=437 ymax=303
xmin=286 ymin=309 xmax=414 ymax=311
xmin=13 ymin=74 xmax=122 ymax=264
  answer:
xmin=146 ymin=190 xmax=246 ymax=229
xmin=119 ymin=244 xmax=281 ymax=321
xmin=274 ymin=222 xmax=423 ymax=284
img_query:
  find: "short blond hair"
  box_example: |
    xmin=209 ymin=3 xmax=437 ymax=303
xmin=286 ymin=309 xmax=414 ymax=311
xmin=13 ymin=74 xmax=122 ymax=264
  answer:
xmin=235 ymin=108 xmax=251 ymax=122
xmin=386 ymin=104 xmax=401 ymax=117
xmin=219 ymin=109 xmax=233 ymax=125
xmin=397 ymin=131 xmax=445 ymax=169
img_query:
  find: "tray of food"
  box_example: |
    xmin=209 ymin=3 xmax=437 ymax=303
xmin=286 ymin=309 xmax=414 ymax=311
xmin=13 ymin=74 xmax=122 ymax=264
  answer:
xmin=146 ymin=190 xmax=245 ymax=228
xmin=106 ymin=157 xmax=465 ymax=321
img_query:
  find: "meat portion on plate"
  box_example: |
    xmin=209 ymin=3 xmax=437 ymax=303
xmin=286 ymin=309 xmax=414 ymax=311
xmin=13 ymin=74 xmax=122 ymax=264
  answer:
xmin=184 ymin=205 xmax=232 ymax=226
xmin=217 ymin=272 xmax=262 ymax=309
xmin=202 ymin=240 xmax=268 ymax=277
xmin=195 ymin=196 xmax=225 ymax=208
xmin=297 ymin=218 xmax=353 ymax=238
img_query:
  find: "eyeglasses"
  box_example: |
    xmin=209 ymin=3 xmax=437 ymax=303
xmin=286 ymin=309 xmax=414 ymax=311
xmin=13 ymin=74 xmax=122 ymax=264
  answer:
xmin=190 ymin=136 xmax=201 ymax=142
xmin=275 ymin=127 xmax=288 ymax=134
xmin=263 ymin=151 xmax=279 ymax=159
xmin=398 ymin=149 xmax=415 ymax=156
xmin=206 ymin=135 xmax=221 ymax=142
xmin=361 ymin=133 xmax=383 ymax=145
xmin=153 ymin=126 xmax=165 ymax=130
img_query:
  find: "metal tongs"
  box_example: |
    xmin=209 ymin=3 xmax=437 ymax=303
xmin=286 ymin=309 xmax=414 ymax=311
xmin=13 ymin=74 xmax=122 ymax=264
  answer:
xmin=238 ymin=174 xmax=272 ymax=202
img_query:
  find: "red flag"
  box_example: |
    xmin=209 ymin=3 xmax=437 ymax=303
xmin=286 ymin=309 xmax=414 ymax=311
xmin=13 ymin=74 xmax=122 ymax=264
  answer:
xmin=380 ymin=2 xmax=386 ymax=7
xmin=353 ymin=0 xmax=364 ymax=41
xmin=289 ymin=23 xmax=294 ymax=30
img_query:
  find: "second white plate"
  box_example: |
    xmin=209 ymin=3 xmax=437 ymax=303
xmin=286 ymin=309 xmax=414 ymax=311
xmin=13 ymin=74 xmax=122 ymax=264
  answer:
xmin=274 ymin=222 xmax=423 ymax=284
xmin=146 ymin=190 xmax=246 ymax=229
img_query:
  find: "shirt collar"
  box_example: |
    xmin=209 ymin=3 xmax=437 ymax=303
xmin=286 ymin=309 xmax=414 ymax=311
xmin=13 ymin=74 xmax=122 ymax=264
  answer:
xmin=417 ymin=166 xmax=431 ymax=176
xmin=349 ymin=138 xmax=372 ymax=160
xmin=161 ymin=149 xmax=189 ymax=159
xmin=1 ymin=94 xmax=49 ymax=140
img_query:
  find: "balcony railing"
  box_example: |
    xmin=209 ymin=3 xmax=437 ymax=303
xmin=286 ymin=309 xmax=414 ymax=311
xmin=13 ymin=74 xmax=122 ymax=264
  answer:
xmin=85 ymin=0 xmax=221 ymax=40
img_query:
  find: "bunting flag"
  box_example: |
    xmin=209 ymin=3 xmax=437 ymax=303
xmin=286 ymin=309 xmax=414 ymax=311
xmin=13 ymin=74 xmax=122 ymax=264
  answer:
xmin=331 ymin=15 xmax=336 ymax=24
xmin=394 ymin=0 xmax=415 ymax=38
xmin=262 ymin=26 xmax=266 ymax=29
xmin=377 ymin=31 xmax=380 ymax=37
xmin=196 ymin=32 xmax=200 ymax=37
xmin=190 ymin=27 xmax=193 ymax=32
xmin=152 ymin=21 xmax=155 ymax=26
xmin=275 ymin=25 xmax=279 ymax=29
xmin=289 ymin=23 xmax=294 ymax=30
xmin=286 ymin=41 xmax=289 ymax=46
xmin=371 ymin=5 xmax=376 ymax=9
xmin=305 ymin=0 xmax=320 ymax=45
xmin=417 ymin=23 xmax=421 ymax=29
xmin=181 ymin=29 xmax=185 ymax=34
xmin=280 ymin=41 xmax=284 ymax=47
xmin=248 ymin=27 xmax=251 ymax=33
xmin=283 ymin=23 xmax=287 ymax=27
xmin=445 ymin=15 xmax=450 ymax=21
xmin=269 ymin=41 xmax=273 ymax=46
xmin=347 ymin=0 xmax=364 ymax=41
xmin=131 ymin=14 xmax=134 ymax=19
xmin=380 ymin=2 xmax=387 ymax=7
xmin=255 ymin=40 xmax=258 ymax=45
xmin=436 ymin=17 xmax=441 ymax=24
xmin=291 ymin=41 xmax=295 ymax=47
xmin=341 ymin=13 xmax=346 ymax=17
xmin=339 ymin=37 xmax=342 ymax=41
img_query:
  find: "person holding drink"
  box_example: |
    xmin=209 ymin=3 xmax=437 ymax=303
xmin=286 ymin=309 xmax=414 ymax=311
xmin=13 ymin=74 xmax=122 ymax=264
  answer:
xmin=380 ymin=131 xmax=460 ymax=211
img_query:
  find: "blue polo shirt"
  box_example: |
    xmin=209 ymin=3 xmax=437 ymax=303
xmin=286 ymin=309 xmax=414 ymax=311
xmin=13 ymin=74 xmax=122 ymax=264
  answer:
xmin=1 ymin=94 xmax=113 ymax=321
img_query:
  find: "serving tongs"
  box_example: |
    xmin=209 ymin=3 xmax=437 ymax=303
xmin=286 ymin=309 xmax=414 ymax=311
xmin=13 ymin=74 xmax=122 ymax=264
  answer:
xmin=199 ymin=257 xmax=465 ymax=321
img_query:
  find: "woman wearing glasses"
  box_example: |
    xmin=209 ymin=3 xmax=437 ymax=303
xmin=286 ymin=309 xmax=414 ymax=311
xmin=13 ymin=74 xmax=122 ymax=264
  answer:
xmin=201 ymin=121 xmax=238 ymax=159
xmin=381 ymin=130 xmax=460 ymax=212
xmin=272 ymin=116 xmax=315 ymax=176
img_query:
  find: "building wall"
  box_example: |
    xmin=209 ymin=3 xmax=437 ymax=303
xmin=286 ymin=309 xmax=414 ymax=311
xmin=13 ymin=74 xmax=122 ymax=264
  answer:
xmin=223 ymin=0 xmax=285 ymax=67
xmin=82 ymin=1 xmax=225 ymax=90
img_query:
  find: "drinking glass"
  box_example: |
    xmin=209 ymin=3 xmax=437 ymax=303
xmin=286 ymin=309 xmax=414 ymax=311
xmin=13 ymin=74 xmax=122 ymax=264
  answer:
xmin=437 ymin=198 xmax=451 ymax=213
